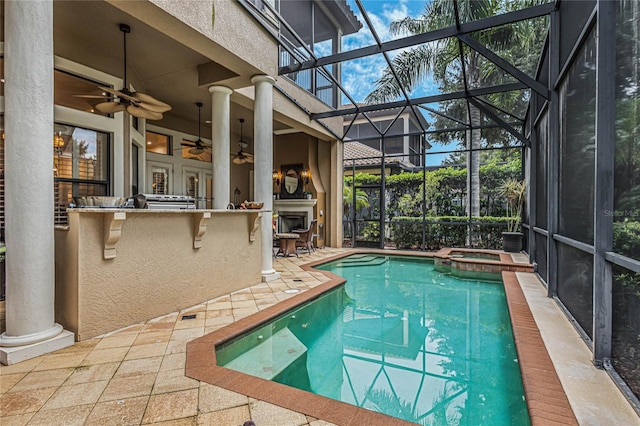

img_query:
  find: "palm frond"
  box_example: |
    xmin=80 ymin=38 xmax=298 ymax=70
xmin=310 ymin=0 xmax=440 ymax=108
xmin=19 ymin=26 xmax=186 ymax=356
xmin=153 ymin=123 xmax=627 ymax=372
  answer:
xmin=366 ymin=45 xmax=437 ymax=104
xmin=390 ymin=16 xmax=428 ymax=36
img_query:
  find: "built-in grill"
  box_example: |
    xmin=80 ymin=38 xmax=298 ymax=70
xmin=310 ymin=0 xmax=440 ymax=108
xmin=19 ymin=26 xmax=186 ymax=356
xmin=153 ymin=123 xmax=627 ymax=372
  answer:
xmin=141 ymin=194 xmax=196 ymax=210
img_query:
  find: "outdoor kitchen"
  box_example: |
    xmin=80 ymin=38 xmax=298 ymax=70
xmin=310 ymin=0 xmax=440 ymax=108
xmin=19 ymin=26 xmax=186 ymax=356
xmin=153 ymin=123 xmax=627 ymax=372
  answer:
xmin=54 ymin=200 xmax=264 ymax=340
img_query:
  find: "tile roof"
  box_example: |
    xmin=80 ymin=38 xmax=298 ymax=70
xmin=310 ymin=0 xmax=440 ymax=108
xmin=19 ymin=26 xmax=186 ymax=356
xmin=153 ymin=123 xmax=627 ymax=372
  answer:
xmin=343 ymin=141 xmax=402 ymax=167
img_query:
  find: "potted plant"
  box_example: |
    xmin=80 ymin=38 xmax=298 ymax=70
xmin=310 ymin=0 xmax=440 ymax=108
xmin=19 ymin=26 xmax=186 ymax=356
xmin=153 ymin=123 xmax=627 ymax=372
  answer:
xmin=304 ymin=191 xmax=313 ymax=200
xmin=497 ymin=178 xmax=526 ymax=252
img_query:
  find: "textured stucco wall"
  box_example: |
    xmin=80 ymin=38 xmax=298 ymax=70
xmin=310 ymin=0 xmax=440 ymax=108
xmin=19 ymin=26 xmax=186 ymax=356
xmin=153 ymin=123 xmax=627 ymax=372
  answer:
xmin=57 ymin=210 xmax=262 ymax=340
xmin=143 ymin=0 xmax=277 ymax=78
xmin=209 ymin=0 xmax=277 ymax=76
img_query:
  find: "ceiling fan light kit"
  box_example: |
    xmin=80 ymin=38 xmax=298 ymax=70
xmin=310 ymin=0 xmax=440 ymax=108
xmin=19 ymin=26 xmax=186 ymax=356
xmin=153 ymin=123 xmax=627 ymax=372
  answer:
xmin=79 ymin=23 xmax=171 ymax=120
xmin=180 ymin=102 xmax=212 ymax=155
xmin=232 ymin=119 xmax=254 ymax=165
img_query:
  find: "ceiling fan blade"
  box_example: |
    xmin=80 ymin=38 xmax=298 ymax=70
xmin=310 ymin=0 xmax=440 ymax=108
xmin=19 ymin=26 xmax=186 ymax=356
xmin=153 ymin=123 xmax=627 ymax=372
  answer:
xmin=181 ymin=141 xmax=197 ymax=147
xmin=74 ymin=94 xmax=110 ymax=99
xmin=137 ymin=101 xmax=171 ymax=113
xmin=133 ymin=92 xmax=172 ymax=112
xmin=95 ymin=101 xmax=127 ymax=114
xmin=126 ymin=104 xmax=163 ymax=120
xmin=232 ymin=156 xmax=247 ymax=165
xmin=98 ymin=86 xmax=138 ymax=103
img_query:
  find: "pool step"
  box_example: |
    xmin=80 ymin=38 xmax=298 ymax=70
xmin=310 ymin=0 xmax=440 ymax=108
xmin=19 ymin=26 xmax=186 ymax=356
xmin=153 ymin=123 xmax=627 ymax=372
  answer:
xmin=224 ymin=327 xmax=307 ymax=381
xmin=332 ymin=255 xmax=387 ymax=268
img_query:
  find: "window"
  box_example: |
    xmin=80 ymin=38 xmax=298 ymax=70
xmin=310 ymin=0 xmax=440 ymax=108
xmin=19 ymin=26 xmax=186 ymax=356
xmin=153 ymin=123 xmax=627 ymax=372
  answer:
xmin=54 ymin=125 xmax=110 ymax=224
xmin=409 ymin=135 xmax=424 ymax=167
xmin=146 ymin=131 xmax=171 ymax=155
xmin=151 ymin=167 xmax=169 ymax=194
xmin=185 ymin=173 xmax=198 ymax=199
xmin=132 ymin=144 xmax=139 ymax=195
xmin=54 ymin=70 xmax=110 ymax=117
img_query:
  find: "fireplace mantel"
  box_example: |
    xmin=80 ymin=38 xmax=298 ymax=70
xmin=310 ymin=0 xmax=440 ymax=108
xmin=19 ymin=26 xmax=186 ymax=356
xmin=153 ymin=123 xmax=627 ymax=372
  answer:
xmin=273 ymin=199 xmax=317 ymax=209
xmin=273 ymin=199 xmax=316 ymax=233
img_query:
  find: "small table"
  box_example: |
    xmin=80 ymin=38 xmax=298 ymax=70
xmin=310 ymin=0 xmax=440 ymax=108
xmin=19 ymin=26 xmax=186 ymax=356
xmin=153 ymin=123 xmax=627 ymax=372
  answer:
xmin=275 ymin=233 xmax=300 ymax=257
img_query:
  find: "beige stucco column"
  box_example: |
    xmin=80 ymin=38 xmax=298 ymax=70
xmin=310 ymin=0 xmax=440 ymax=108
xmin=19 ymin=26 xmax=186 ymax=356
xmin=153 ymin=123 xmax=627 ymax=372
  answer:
xmin=251 ymin=75 xmax=280 ymax=282
xmin=209 ymin=86 xmax=233 ymax=209
xmin=0 ymin=0 xmax=74 ymax=364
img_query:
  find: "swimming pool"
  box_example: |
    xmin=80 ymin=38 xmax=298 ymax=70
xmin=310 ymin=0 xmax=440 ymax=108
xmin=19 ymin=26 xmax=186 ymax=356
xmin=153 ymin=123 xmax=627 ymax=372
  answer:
xmin=215 ymin=254 xmax=529 ymax=425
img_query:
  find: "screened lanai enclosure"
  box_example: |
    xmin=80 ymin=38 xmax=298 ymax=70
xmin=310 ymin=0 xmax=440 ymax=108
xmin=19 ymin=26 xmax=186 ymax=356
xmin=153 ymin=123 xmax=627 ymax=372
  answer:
xmin=241 ymin=0 xmax=640 ymax=414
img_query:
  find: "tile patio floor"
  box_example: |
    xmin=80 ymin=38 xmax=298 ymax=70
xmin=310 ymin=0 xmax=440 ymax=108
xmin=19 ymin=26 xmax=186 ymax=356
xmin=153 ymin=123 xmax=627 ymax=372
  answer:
xmin=0 ymin=247 xmax=637 ymax=425
xmin=0 ymin=248 xmax=350 ymax=426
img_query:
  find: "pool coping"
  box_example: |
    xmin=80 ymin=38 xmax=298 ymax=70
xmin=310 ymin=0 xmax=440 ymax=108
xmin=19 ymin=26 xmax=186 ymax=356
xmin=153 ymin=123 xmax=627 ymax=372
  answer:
xmin=186 ymin=250 xmax=577 ymax=425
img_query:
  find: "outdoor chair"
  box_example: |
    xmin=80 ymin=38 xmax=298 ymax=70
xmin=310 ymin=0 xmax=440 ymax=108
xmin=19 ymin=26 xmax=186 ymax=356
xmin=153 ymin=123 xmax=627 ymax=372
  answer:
xmin=292 ymin=219 xmax=317 ymax=254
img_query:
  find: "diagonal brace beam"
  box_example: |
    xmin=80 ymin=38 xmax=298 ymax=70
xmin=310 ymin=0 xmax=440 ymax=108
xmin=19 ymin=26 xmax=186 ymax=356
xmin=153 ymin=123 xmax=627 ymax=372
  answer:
xmin=279 ymin=2 xmax=554 ymax=75
xmin=468 ymin=97 xmax=529 ymax=147
xmin=458 ymin=34 xmax=549 ymax=99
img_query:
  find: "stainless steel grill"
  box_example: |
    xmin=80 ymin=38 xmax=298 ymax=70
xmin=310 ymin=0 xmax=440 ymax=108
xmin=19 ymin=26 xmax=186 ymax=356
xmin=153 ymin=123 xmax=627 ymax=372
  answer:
xmin=142 ymin=194 xmax=196 ymax=210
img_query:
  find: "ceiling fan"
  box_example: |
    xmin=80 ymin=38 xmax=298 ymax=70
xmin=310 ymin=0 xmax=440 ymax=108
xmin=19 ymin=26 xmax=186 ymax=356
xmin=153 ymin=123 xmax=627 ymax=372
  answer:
xmin=181 ymin=102 xmax=211 ymax=155
xmin=76 ymin=24 xmax=171 ymax=120
xmin=232 ymin=119 xmax=254 ymax=165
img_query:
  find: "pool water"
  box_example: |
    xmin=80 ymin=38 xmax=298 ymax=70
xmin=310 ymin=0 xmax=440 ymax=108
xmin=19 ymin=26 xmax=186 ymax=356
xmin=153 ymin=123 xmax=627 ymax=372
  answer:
xmin=216 ymin=255 xmax=529 ymax=425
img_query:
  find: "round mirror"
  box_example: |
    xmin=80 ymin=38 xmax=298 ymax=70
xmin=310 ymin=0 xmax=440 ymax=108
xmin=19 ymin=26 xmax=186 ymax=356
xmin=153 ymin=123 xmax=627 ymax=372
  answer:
xmin=284 ymin=169 xmax=299 ymax=194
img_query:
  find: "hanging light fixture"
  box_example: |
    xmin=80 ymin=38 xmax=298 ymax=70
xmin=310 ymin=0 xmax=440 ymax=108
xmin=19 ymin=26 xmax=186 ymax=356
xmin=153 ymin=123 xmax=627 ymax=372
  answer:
xmin=180 ymin=102 xmax=211 ymax=155
xmin=272 ymin=169 xmax=281 ymax=185
xmin=232 ymin=119 xmax=254 ymax=165
xmin=300 ymin=168 xmax=310 ymax=184
xmin=53 ymin=131 xmax=64 ymax=149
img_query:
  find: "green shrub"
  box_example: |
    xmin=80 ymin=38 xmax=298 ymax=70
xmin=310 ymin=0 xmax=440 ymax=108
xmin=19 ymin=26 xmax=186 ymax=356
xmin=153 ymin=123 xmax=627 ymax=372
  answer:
xmin=345 ymin=159 xmax=521 ymax=219
xmin=613 ymin=221 xmax=640 ymax=259
xmin=390 ymin=216 xmax=512 ymax=250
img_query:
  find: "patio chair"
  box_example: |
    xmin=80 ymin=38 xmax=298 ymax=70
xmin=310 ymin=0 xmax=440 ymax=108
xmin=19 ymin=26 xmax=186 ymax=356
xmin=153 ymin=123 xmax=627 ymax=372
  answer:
xmin=292 ymin=219 xmax=317 ymax=254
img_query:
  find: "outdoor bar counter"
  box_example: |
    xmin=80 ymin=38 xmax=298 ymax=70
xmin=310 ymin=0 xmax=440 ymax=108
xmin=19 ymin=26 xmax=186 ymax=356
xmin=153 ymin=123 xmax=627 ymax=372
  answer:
xmin=54 ymin=208 xmax=264 ymax=340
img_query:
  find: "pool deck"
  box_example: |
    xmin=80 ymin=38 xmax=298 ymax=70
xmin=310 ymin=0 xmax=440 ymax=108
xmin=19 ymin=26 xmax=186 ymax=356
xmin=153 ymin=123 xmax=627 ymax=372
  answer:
xmin=1 ymin=248 xmax=638 ymax=425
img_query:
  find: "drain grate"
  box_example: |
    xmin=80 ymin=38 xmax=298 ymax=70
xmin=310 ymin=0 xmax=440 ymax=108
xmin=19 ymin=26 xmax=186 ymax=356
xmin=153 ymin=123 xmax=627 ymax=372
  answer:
xmin=293 ymin=279 xmax=302 ymax=282
xmin=181 ymin=314 xmax=197 ymax=320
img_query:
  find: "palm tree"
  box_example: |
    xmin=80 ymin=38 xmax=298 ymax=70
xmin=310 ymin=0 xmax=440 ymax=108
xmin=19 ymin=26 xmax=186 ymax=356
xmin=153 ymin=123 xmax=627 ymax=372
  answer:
xmin=365 ymin=0 xmax=543 ymax=216
xmin=343 ymin=183 xmax=370 ymax=243
xmin=343 ymin=183 xmax=370 ymax=217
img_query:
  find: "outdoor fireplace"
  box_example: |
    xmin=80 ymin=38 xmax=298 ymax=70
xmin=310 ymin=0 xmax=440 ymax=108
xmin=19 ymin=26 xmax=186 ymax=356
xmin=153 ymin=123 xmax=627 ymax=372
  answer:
xmin=279 ymin=212 xmax=306 ymax=233
xmin=273 ymin=199 xmax=316 ymax=235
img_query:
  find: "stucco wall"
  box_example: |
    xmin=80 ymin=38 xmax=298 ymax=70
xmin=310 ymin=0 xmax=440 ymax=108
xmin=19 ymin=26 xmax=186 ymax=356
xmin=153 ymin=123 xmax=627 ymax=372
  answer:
xmin=140 ymin=0 xmax=277 ymax=81
xmin=56 ymin=209 xmax=262 ymax=340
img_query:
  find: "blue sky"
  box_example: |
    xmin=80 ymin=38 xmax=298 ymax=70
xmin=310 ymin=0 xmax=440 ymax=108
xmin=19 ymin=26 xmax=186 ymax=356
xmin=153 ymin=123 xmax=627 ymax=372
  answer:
xmin=337 ymin=1 xmax=458 ymax=163
xmin=72 ymin=127 xmax=98 ymax=158
xmin=340 ymin=0 xmax=439 ymax=104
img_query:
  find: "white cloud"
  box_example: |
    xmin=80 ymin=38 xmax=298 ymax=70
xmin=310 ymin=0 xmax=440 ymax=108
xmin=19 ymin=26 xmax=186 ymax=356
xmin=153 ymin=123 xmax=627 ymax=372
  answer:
xmin=338 ymin=1 xmax=416 ymax=103
xmin=336 ymin=1 xmax=439 ymax=106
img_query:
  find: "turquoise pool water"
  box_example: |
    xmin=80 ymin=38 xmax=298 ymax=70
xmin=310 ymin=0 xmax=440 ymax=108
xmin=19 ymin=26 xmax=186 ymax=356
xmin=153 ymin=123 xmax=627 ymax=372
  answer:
xmin=216 ymin=255 xmax=529 ymax=425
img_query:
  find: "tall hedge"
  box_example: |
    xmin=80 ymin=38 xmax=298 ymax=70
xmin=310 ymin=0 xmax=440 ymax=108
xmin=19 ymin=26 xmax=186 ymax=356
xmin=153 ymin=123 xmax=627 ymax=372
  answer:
xmin=390 ymin=216 xmax=513 ymax=250
xmin=344 ymin=159 xmax=521 ymax=220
